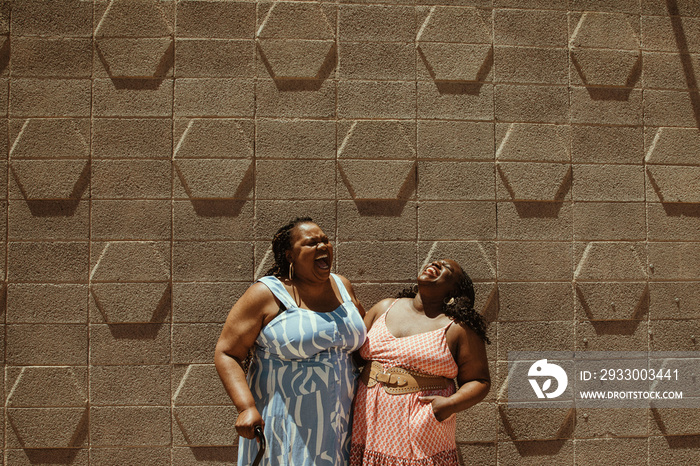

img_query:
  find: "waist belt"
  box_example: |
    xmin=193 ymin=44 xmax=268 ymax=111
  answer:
xmin=360 ymin=360 xmax=453 ymax=395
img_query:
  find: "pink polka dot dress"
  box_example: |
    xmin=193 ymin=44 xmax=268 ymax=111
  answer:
xmin=350 ymin=300 xmax=459 ymax=465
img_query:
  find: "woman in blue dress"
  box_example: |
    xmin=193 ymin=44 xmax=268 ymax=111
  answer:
xmin=215 ymin=217 xmax=367 ymax=465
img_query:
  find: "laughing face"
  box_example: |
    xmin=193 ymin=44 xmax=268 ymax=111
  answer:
xmin=286 ymin=222 xmax=333 ymax=281
xmin=418 ymin=258 xmax=464 ymax=296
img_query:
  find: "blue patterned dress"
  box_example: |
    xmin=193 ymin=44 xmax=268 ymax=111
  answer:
xmin=237 ymin=274 xmax=367 ymax=466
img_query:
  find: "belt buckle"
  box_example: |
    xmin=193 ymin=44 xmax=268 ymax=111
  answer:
xmin=375 ymin=372 xmax=392 ymax=384
xmin=375 ymin=370 xmax=407 ymax=387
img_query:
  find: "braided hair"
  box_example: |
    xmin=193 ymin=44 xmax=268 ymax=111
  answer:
xmin=264 ymin=217 xmax=314 ymax=278
xmin=396 ymin=267 xmax=490 ymax=344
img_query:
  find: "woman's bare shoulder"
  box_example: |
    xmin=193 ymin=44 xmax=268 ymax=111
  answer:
xmin=372 ymin=297 xmax=399 ymax=314
xmin=335 ymin=273 xmax=352 ymax=286
xmin=232 ymin=280 xmax=278 ymax=314
xmin=364 ymin=297 xmax=398 ymax=326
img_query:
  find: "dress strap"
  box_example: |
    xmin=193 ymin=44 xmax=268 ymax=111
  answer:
xmin=256 ymin=275 xmax=297 ymax=310
xmin=383 ymin=298 xmax=400 ymax=317
xmin=331 ymin=273 xmax=352 ymax=303
xmin=376 ymin=299 xmax=400 ymax=329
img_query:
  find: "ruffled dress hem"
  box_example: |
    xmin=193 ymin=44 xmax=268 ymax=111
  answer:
xmin=350 ymin=443 xmax=459 ymax=466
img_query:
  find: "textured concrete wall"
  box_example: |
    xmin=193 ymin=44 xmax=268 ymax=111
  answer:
xmin=3 ymin=0 xmax=700 ymax=464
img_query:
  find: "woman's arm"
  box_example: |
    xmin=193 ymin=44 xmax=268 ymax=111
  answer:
xmin=352 ymin=297 xmax=395 ymax=367
xmin=420 ymin=325 xmax=491 ymax=421
xmin=338 ymin=274 xmax=366 ymax=319
xmin=214 ymin=282 xmax=278 ymax=439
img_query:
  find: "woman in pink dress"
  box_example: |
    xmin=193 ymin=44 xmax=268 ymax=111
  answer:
xmin=350 ymin=259 xmax=491 ymax=465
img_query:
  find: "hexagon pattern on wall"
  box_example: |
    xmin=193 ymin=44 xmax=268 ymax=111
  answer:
xmin=574 ymin=242 xmax=648 ymax=321
xmin=645 ymin=127 xmax=700 ymax=203
xmin=497 ymin=361 xmax=576 ymax=442
xmin=173 ymin=365 xmax=238 ymax=446
xmin=174 ymin=120 xmax=254 ymax=159
xmin=174 ymin=119 xmax=254 ymax=199
xmin=650 ymin=357 xmax=700 ymax=435
xmin=496 ymin=124 xmax=571 ymax=201
xmin=91 ymin=282 xmax=170 ymax=324
xmin=175 ymin=159 xmax=253 ymax=200
xmin=499 ymin=404 xmax=576 ymax=440
xmin=9 ymin=119 xmax=90 ymax=200
xmin=570 ymin=12 xmax=640 ymax=87
xmin=95 ymin=0 xmax=173 ymax=78
xmin=340 ymin=160 xmax=415 ymax=200
xmin=90 ymin=242 xmax=170 ymax=323
xmin=7 ymin=367 xmax=88 ymax=448
xmin=496 ymin=124 xmax=570 ymax=163
xmin=645 ymin=165 xmax=700 ymax=203
xmin=11 ymin=160 xmax=89 ymax=200
xmin=257 ymin=2 xmax=335 ymax=79
xmin=651 ymin=407 xmax=700 ymax=436
xmin=338 ymin=121 xmax=415 ymax=160
xmin=417 ymin=6 xmax=491 ymax=82
xmin=497 ymin=162 xmax=571 ymax=201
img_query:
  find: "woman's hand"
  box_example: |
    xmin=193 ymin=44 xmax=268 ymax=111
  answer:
xmin=235 ymin=407 xmax=264 ymax=439
xmin=418 ymin=395 xmax=453 ymax=422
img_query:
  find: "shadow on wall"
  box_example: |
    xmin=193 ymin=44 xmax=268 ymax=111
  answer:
xmin=511 ymin=439 xmax=571 ymax=457
xmin=176 ymin=161 xmax=255 ymax=218
xmin=11 ymin=161 xmax=90 ymax=218
xmin=646 ymin=169 xmax=700 ymax=218
xmin=0 ymin=284 xmax=6 ymax=318
xmin=0 ymin=35 xmax=9 ymax=73
xmin=22 ymin=447 xmax=84 ymax=465
xmin=96 ymin=41 xmax=174 ymax=90
xmin=497 ymin=165 xmax=572 ymax=220
xmin=189 ymin=447 xmax=238 ymax=462
xmin=660 ymin=432 xmax=700 ymax=449
xmin=651 ymin=407 xmax=700 ymax=438
xmin=667 ymin=0 xmax=700 ymax=128
xmin=480 ymin=285 xmax=499 ymax=325
xmin=339 ymin=161 xmax=416 ymax=217
xmin=100 ymin=285 xmax=171 ymax=340
xmin=499 ymin=405 xmax=576 ymax=448
xmin=11 ymin=408 xmax=89 ymax=464
xmin=658 ymin=202 xmax=700 ymax=217
xmin=574 ymin=55 xmax=642 ymax=101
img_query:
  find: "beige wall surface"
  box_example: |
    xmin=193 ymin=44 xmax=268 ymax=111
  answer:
xmin=3 ymin=0 xmax=700 ymax=464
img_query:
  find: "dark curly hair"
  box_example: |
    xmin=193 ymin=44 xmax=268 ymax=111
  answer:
xmin=397 ymin=266 xmax=490 ymax=344
xmin=264 ymin=217 xmax=314 ymax=278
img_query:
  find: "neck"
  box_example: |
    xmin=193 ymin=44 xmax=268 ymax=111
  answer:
xmin=286 ymin=273 xmax=331 ymax=296
xmin=411 ymin=290 xmax=444 ymax=318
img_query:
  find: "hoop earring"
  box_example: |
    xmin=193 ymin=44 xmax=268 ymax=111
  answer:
xmin=444 ymin=297 xmax=455 ymax=306
xmin=289 ymin=263 xmax=294 ymax=280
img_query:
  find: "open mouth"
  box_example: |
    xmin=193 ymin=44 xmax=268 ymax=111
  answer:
xmin=315 ymin=254 xmax=331 ymax=270
xmin=423 ymin=262 xmax=441 ymax=278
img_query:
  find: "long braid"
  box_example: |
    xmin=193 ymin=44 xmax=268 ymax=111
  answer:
xmin=264 ymin=217 xmax=314 ymax=278
xmin=396 ymin=268 xmax=491 ymax=344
